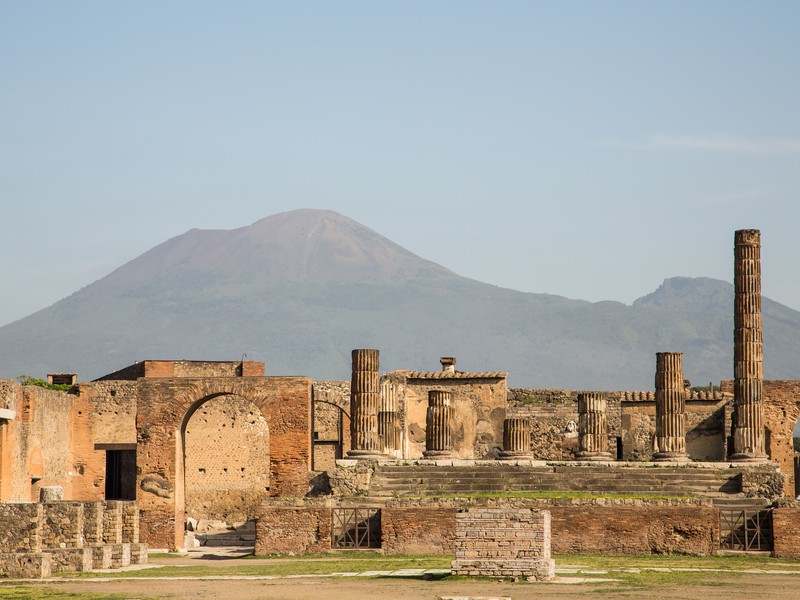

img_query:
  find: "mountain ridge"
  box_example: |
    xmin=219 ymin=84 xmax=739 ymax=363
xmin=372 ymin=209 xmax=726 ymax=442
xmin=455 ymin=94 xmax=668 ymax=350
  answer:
xmin=0 ymin=209 xmax=798 ymax=389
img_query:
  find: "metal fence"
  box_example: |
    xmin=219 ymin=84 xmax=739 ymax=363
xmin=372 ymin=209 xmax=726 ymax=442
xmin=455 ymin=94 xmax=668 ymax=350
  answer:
xmin=331 ymin=508 xmax=381 ymax=549
xmin=720 ymin=509 xmax=772 ymax=551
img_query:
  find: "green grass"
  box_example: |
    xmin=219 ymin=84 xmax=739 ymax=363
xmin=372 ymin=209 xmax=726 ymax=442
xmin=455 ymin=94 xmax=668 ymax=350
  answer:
xmin=0 ymin=588 xmax=141 ymax=600
xmin=61 ymin=555 xmax=452 ymax=579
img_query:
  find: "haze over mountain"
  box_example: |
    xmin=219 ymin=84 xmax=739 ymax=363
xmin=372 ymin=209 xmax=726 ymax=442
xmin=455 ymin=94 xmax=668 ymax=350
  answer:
xmin=1 ymin=209 xmax=799 ymax=389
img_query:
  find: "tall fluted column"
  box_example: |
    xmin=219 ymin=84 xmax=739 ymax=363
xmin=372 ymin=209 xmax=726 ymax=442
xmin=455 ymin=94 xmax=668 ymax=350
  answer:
xmin=576 ymin=392 xmax=613 ymax=461
xmin=732 ymin=229 xmax=768 ymax=462
xmin=423 ymin=390 xmax=454 ymax=459
xmin=378 ymin=380 xmax=401 ymax=456
xmin=347 ymin=349 xmax=384 ymax=459
xmin=653 ymin=352 xmax=689 ymax=462
xmin=499 ymin=417 xmax=532 ymax=460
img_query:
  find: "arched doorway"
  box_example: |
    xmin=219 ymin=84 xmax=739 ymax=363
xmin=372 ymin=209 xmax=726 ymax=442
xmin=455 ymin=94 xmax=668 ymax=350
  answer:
xmin=182 ymin=394 xmax=269 ymax=547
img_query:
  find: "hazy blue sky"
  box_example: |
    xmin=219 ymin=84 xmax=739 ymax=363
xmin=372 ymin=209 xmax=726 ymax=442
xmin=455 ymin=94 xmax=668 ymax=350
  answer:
xmin=2 ymin=2 xmax=799 ymax=327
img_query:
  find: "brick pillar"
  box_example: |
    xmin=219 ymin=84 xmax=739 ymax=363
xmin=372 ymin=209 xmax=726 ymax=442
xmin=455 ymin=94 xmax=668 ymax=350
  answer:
xmin=653 ymin=352 xmax=689 ymax=462
xmin=499 ymin=417 xmax=532 ymax=460
xmin=423 ymin=390 xmax=454 ymax=458
xmin=732 ymin=229 xmax=768 ymax=462
xmin=378 ymin=380 xmax=401 ymax=456
xmin=576 ymin=392 xmax=612 ymax=461
xmin=347 ymin=349 xmax=384 ymax=459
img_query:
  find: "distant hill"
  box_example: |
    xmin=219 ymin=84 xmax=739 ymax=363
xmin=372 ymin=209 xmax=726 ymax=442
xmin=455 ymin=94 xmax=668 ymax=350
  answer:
xmin=0 ymin=209 xmax=798 ymax=389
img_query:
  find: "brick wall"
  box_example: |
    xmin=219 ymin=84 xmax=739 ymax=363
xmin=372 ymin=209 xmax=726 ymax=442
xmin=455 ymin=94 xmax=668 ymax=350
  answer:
xmin=381 ymin=507 xmax=457 ymax=554
xmin=451 ymin=507 xmax=554 ymax=581
xmin=722 ymin=380 xmax=800 ymax=496
xmin=772 ymin=508 xmax=800 ymax=558
xmin=136 ymin=376 xmax=312 ymax=549
xmin=184 ymin=394 xmax=270 ymax=523
xmin=95 ymin=360 xmax=265 ymax=380
xmin=254 ymin=504 xmax=332 ymax=555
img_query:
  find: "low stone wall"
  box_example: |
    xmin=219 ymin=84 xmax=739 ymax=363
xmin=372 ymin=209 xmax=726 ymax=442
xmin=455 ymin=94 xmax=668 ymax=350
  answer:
xmin=382 ymin=506 xmax=457 ymax=554
xmin=0 ymin=500 xmax=147 ymax=578
xmin=451 ymin=507 xmax=554 ymax=581
xmin=551 ymin=505 xmax=719 ymax=555
xmin=254 ymin=497 xmax=718 ymax=556
xmin=772 ymin=507 xmax=800 ymax=558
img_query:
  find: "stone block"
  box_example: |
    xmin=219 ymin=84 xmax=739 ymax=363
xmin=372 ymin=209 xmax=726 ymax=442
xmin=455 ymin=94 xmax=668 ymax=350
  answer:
xmin=0 ymin=552 xmax=52 ymax=578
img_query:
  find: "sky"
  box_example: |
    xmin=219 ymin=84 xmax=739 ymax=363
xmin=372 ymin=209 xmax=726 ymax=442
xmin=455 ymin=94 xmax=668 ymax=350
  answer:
xmin=1 ymin=1 xmax=799 ymax=328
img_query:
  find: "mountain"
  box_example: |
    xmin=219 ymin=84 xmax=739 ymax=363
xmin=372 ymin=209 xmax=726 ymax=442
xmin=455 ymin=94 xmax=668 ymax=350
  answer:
xmin=0 ymin=209 xmax=798 ymax=389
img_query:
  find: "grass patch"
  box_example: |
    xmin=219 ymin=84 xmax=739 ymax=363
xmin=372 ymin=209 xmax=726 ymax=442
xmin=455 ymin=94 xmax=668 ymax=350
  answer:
xmin=63 ymin=555 xmax=452 ymax=579
xmin=0 ymin=587 xmax=142 ymax=600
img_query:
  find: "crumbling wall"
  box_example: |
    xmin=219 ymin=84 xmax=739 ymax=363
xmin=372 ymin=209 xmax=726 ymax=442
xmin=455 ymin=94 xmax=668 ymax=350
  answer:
xmin=393 ymin=374 xmax=506 ymax=459
xmin=722 ymin=380 xmax=800 ymax=496
xmin=184 ymin=394 xmax=270 ymax=523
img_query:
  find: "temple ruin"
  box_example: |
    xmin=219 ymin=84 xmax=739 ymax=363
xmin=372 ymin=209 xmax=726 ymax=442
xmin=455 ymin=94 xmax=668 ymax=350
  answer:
xmin=3 ymin=228 xmax=800 ymax=576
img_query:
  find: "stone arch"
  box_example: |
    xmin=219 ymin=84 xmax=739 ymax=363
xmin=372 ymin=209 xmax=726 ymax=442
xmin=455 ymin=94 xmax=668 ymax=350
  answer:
xmin=135 ymin=377 xmax=311 ymax=549
xmin=181 ymin=393 xmax=270 ymax=525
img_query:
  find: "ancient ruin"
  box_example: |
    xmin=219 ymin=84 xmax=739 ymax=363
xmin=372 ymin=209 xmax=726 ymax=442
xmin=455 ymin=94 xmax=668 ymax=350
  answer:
xmin=3 ymin=228 xmax=800 ymax=576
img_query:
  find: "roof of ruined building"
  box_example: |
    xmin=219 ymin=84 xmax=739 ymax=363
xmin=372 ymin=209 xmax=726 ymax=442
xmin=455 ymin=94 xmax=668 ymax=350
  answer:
xmin=402 ymin=371 xmax=507 ymax=380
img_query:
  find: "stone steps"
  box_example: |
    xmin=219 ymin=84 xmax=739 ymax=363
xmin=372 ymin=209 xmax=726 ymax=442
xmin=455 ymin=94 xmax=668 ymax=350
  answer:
xmin=370 ymin=464 xmax=743 ymax=498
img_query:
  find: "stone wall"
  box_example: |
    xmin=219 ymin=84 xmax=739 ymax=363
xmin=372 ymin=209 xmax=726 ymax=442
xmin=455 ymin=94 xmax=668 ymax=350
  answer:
xmin=0 ymin=500 xmax=146 ymax=578
xmin=96 ymin=360 xmax=265 ymax=380
xmin=381 ymin=506 xmax=457 ymax=554
xmin=254 ymin=497 xmax=718 ymax=557
xmin=0 ymin=382 xmax=76 ymax=501
xmin=723 ymin=380 xmax=800 ymax=496
xmin=313 ymin=381 xmax=350 ymax=470
xmin=772 ymin=507 xmax=800 ymax=558
xmin=390 ymin=372 xmax=506 ymax=459
xmin=184 ymin=394 xmax=270 ymax=523
xmin=509 ymin=388 xmax=727 ymax=461
xmin=135 ymin=376 xmax=312 ymax=549
xmin=451 ymin=507 xmax=554 ymax=581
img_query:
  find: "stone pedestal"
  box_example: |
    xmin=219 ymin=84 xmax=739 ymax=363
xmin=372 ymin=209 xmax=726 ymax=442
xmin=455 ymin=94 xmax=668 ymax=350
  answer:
xmin=423 ymin=390 xmax=454 ymax=459
xmin=653 ymin=352 xmax=689 ymax=462
xmin=576 ymin=392 xmax=613 ymax=461
xmin=731 ymin=229 xmax=768 ymax=462
xmin=499 ymin=417 xmax=532 ymax=459
xmin=347 ymin=349 xmax=384 ymax=459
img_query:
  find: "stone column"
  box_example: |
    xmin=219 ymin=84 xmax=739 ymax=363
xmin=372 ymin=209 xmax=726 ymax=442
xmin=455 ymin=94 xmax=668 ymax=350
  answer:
xmin=653 ymin=352 xmax=689 ymax=462
xmin=499 ymin=417 xmax=532 ymax=460
xmin=576 ymin=392 xmax=613 ymax=461
xmin=423 ymin=390 xmax=454 ymax=459
xmin=347 ymin=349 xmax=384 ymax=459
xmin=732 ymin=229 xmax=768 ymax=462
xmin=378 ymin=380 xmax=401 ymax=456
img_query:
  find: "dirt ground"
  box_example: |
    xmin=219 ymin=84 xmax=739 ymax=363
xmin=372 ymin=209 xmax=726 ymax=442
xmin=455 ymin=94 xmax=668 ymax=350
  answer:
xmin=17 ymin=572 xmax=800 ymax=600
xmin=6 ymin=550 xmax=800 ymax=600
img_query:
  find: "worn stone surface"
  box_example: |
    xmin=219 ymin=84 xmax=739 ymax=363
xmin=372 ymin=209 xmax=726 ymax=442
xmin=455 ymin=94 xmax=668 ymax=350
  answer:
xmin=772 ymin=508 xmax=800 ymax=558
xmin=451 ymin=507 xmax=554 ymax=581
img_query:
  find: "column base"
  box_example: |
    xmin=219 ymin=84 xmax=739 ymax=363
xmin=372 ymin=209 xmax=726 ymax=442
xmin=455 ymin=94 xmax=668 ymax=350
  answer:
xmin=652 ymin=452 xmax=690 ymax=463
xmin=423 ymin=450 xmax=455 ymax=459
xmin=346 ymin=449 xmax=385 ymax=460
xmin=498 ymin=451 xmax=533 ymax=461
xmin=575 ymin=452 xmax=614 ymax=461
xmin=730 ymin=452 xmax=769 ymax=463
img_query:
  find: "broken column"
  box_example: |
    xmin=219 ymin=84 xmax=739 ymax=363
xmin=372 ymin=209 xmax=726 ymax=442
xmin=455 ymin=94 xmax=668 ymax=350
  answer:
xmin=653 ymin=352 xmax=689 ymax=462
xmin=347 ymin=349 xmax=384 ymax=459
xmin=499 ymin=417 xmax=532 ymax=460
xmin=423 ymin=390 xmax=454 ymax=459
xmin=576 ymin=392 xmax=612 ymax=460
xmin=378 ymin=380 xmax=401 ymax=456
xmin=440 ymin=356 xmax=456 ymax=373
xmin=732 ymin=229 xmax=768 ymax=462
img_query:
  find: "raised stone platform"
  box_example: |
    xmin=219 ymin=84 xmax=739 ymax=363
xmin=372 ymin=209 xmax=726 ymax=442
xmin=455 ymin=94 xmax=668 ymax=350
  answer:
xmin=451 ymin=507 xmax=555 ymax=581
